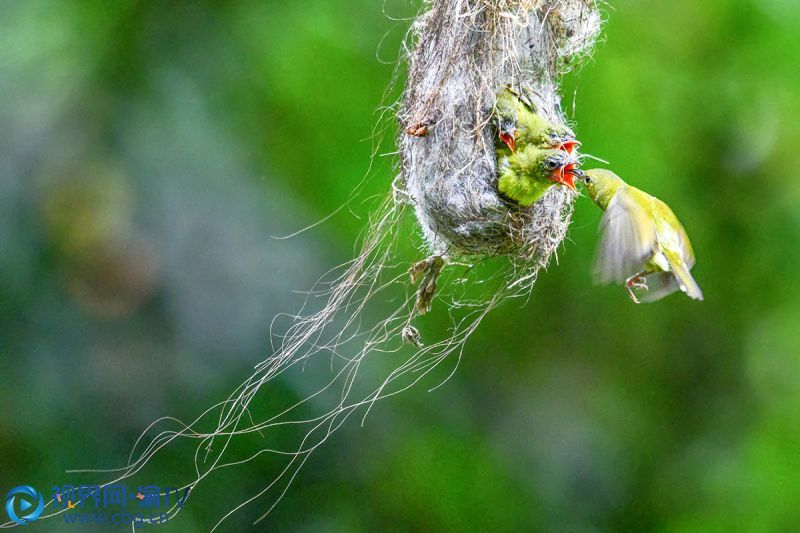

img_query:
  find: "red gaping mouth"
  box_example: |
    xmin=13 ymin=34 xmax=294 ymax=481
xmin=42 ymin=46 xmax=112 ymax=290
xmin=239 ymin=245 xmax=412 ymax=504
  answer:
xmin=558 ymin=140 xmax=581 ymax=154
xmin=552 ymin=163 xmax=577 ymax=192
xmin=499 ymin=131 xmax=516 ymax=152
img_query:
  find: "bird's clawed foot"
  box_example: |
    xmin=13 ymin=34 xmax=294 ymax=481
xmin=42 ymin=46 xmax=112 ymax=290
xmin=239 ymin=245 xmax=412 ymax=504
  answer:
xmin=625 ymin=272 xmax=649 ymax=304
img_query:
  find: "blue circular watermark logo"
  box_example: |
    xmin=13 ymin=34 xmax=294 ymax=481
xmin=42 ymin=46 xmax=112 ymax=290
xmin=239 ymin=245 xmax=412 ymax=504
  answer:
xmin=5 ymin=486 xmax=44 ymax=526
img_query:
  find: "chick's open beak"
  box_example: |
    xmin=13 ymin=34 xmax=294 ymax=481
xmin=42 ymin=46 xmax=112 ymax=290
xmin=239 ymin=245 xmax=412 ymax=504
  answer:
xmin=555 ymin=165 xmax=578 ymax=192
xmin=499 ymin=131 xmax=516 ymax=152
xmin=560 ymin=139 xmax=581 ymax=154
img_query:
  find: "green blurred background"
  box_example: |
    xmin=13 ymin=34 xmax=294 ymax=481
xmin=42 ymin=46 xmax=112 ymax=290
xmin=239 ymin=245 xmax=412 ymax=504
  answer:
xmin=2 ymin=0 xmax=800 ymax=531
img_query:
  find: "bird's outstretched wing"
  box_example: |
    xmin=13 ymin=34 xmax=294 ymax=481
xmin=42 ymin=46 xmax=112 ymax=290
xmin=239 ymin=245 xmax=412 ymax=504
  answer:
xmin=593 ymin=189 xmax=656 ymax=284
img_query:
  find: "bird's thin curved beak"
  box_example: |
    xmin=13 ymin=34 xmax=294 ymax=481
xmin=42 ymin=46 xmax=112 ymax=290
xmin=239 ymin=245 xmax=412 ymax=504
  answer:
xmin=567 ymin=167 xmax=586 ymax=181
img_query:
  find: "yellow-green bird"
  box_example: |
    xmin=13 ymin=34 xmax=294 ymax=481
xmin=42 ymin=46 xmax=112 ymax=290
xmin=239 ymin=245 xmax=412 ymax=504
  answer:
xmin=495 ymin=86 xmax=579 ymax=153
xmin=575 ymin=168 xmax=703 ymax=303
xmin=497 ymin=145 xmax=577 ymax=207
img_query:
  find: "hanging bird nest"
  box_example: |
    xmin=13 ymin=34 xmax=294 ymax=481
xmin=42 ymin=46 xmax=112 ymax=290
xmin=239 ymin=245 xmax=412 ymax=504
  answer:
xmin=398 ymin=0 xmax=601 ymax=267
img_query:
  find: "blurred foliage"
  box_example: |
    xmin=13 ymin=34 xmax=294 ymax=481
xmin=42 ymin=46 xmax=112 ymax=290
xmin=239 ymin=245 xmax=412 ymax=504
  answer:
xmin=1 ymin=0 xmax=799 ymax=531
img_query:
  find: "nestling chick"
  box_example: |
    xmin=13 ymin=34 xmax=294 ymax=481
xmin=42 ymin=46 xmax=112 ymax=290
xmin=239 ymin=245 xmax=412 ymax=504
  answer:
xmin=497 ymin=146 xmax=578 ymax=207
xmin=576 ymin=168 xmax=703 ymax=303
xmin=495 ymin=86 xmax=579 ymax=153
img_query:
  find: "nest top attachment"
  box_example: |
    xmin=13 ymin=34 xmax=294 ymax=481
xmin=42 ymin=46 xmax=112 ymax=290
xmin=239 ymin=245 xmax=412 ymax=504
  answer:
xmin=398 ymin=0 xmax=601 ymax=262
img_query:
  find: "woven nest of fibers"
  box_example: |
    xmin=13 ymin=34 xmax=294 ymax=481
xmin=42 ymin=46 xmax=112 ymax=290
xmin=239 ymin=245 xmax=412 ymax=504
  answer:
xmin=399 ymin=0 xmax=601 ymax=266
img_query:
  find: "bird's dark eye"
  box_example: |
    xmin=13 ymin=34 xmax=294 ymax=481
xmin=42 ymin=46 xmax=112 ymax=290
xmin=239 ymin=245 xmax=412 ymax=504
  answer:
xmin=584 ymin=176 xmax=592 ymax=184
xmin=545 ymin=159 xmax=559 ymax=169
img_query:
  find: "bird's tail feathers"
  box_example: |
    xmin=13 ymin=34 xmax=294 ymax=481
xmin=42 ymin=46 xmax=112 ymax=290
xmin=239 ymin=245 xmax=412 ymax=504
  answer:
xmin=668 ymin=257 xmax=703 ymax=301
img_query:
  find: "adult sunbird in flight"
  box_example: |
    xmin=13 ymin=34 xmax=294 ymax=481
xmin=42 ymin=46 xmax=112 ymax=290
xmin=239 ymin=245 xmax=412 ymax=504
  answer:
xmin=494 ymin=86 xmax=579 ymax=154
xmin=574 ymin=168 xmax=703 ymax=303
xmin=497 ymin=145 xmax=578 ymax=207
